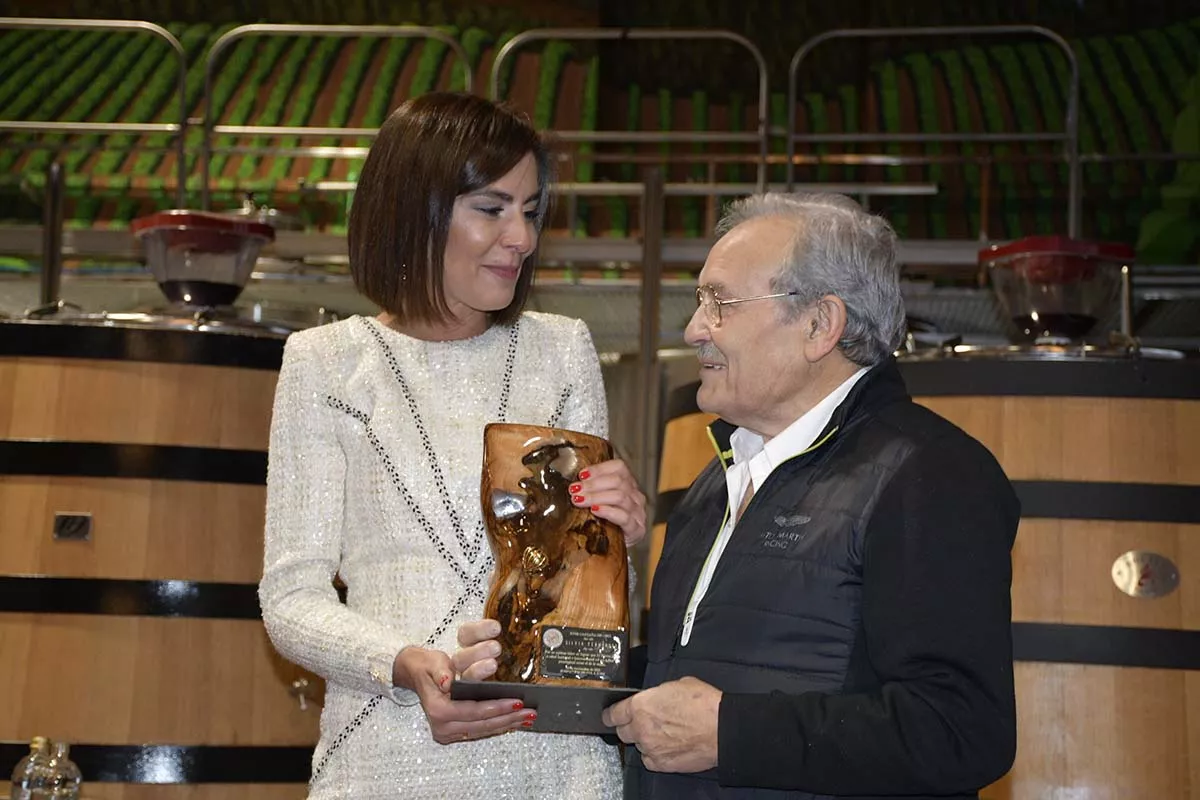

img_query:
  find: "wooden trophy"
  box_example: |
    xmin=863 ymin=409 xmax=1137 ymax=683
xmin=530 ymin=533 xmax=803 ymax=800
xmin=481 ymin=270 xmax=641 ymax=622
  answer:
xmin=451 ymin=423 xmax=636 ymax=732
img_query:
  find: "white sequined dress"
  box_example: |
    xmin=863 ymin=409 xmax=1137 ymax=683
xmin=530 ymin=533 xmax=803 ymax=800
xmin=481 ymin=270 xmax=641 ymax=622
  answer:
xmin=260 ymin=312 xmax=623 ymax=799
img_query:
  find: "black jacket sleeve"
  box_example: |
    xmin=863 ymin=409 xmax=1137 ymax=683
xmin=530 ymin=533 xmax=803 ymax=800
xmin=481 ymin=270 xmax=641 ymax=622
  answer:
xmin=716 ymin=431 xmax=1020 ymax=795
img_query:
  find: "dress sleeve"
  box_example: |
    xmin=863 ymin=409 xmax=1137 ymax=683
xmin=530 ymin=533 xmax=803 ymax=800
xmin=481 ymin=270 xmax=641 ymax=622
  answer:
xmin=557 ymin=317 xmax=609 ymax=439
xmin=259 ymin=333 xmax=418 ymax=705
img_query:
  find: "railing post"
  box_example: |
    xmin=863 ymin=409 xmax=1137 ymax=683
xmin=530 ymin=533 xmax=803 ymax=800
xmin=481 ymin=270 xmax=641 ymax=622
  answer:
xmin=638 ymin=168 xmax=665 ymax=495
xmin=39 ymin=161 xmax=65 ymax=307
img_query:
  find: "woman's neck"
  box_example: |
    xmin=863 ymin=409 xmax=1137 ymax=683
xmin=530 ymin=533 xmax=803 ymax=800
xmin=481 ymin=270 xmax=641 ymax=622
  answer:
xmin=376 ymin=310 xmax=491 ymax=341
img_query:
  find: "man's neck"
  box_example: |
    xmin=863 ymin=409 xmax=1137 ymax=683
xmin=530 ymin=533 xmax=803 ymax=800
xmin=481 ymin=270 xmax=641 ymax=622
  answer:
xmin=757 ymin=357 xmax=863 ymax=442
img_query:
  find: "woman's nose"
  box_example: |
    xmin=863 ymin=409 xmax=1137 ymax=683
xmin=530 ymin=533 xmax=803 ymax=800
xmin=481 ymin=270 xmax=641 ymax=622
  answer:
xmin=502 ymin=216 xmax=535 ymax=254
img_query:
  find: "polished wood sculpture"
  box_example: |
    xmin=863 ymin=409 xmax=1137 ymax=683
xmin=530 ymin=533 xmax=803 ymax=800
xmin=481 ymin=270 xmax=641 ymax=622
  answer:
xmin=481 ymin=423 xmax=629 ymax=687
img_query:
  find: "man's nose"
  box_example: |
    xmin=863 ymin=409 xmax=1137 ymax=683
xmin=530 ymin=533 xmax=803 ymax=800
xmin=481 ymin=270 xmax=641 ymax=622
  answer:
xmin=684 ymin=304 xmax=709 ymax=346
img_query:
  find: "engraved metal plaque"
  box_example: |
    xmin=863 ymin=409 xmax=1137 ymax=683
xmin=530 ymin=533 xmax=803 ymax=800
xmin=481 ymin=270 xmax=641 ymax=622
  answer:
xmin=1111 ymin=550 xmax=1179 ymax=599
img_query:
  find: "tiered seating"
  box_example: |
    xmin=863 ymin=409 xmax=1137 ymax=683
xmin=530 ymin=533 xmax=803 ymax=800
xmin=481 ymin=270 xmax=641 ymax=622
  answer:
xmin=0 ymin=18 xmax=1196 ymax=251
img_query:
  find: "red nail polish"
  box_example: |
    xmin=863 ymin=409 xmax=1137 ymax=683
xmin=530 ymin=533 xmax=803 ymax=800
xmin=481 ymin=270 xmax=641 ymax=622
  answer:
xmin=525 ymin=712 xmax=537 ymax=721
xmin=522 ymin=720 xmax=534 ymax=727
xmin=569 ymin=483 xmax=581 ymax=493
xmin=512 ymin=701 xmax=524 ymax=711
xmin=579 ymin=470 xmax=590 ymax=480
xmin=572 ymin=495 xmax=585 ymax=503
xmin=591 ymin=505 xmax=600 ymax=511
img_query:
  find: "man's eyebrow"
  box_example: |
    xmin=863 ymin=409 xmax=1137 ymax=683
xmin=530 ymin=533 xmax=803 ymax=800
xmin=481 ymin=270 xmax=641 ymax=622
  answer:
xmin=466 ymin=188 xmax=542 ymax=205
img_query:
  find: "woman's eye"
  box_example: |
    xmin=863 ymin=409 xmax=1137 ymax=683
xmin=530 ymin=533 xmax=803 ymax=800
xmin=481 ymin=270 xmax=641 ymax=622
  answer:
xmin=476 ymin=206 xmax=503 ymax=217
xmin=523 ymin=209 xmax=540 ymax=221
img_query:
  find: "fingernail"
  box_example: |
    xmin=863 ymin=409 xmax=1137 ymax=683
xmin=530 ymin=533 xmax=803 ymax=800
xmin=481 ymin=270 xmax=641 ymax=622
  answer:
xmin=591 ymin=505 xmax=600 ymax=511
xmin=524 ymin=712 xmax=537 ymax=721
xmin=439 ymin=675 xmax=450 ymax=689
xmin=522 ymin=720 xmax=534 ymax=727
xmin=569 ymin=483 xmax=581 ymax=493
xmin=579 ymin=470 xmax=590 ymax=480
xmin=488 ymin=620 xmax=501 ymax=636
xmin=572 ymin=495 xmax=585 ymax=504
xmin=512 ymin=701 xmax=524 ymax=711
xmin=488 ymin=642 xmax=501 ymax=657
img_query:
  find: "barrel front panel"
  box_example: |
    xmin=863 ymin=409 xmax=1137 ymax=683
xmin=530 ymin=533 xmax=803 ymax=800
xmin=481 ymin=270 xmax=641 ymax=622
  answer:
xmin=917 ymin=392 xmax=1200 ymax=800
xmin=0 ymin=357 xmax=279 ymax=450
xmin=1010 ymin=519 xmax=1198 ymax=628
xmin=982 ymin=665 xmax=1197 ymax=799
xmin=0 ymin=614 xmax=318 ymax=745
xmin=0 ymin=477 xmax=267 ymax=584
xmin=1 ymin=333 xmax=315 ymax=796
xmin=917 ymin=396 xmax=1200 ymax=485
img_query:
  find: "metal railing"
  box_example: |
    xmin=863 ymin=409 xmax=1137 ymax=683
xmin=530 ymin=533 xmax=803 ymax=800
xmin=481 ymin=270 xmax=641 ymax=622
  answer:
xmin=489 ymin=28 xmax=772 ymax=192
xmin=0 ymin=17 xmax=188 ymax=207
xmin=0 ymin=18 xmax=1190 ymax=245
xmin=199 ymin=24 xmax=474 ymax=209
xmin=786 ymin=26 xmax=1082 ymax=236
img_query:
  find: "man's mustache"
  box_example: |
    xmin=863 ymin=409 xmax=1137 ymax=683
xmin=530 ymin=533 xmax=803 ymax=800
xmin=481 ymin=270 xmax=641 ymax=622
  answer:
xmin=696 ymin=343 xmax=727 ymax=367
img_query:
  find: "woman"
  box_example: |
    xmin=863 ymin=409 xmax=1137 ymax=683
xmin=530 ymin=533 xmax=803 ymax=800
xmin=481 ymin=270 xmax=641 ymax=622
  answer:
xmin=260 ymin=92 xmax=646 ymax=798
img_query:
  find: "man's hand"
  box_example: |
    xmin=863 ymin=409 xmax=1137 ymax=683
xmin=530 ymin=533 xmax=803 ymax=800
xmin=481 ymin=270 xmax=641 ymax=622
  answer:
xmin=601 ymin=677 xmax=722 ymax=773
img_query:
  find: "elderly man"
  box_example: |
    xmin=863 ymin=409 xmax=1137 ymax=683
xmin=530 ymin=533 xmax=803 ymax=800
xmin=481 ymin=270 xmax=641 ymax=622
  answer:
xmin=603 ymin=193 xmax=1020 ymax=799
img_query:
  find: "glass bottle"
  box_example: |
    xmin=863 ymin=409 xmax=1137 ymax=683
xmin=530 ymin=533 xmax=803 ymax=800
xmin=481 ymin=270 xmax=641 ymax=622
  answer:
xmin=9 ymin=736 xmax=53 ymax=799
xmin=46 ymin=742 xmax=82 ymax=799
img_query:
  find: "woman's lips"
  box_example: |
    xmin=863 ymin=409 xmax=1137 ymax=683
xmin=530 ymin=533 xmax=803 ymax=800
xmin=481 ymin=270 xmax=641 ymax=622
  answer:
xmin=484 ymin=265 xmax=520 ymax=280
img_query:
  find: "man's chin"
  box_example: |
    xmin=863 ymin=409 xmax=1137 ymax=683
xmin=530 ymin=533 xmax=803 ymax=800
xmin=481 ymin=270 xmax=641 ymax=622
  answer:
xmin=694 ymin=384 xmax=722 ymax=417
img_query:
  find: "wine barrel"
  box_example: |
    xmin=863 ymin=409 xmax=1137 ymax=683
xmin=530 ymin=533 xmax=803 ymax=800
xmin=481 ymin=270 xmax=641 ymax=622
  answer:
xmin=647 ymin=381 xmax=718 ymax=608
xmin=0 ymin=315 xmax=319 ymax=799
xmin=649 ymin=350 xmax=1200 ymax=798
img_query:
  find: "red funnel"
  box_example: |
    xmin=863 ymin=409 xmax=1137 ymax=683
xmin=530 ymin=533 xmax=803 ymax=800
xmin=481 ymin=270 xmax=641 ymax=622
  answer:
xmin=132 ymin=210 xmax=276 ymax=307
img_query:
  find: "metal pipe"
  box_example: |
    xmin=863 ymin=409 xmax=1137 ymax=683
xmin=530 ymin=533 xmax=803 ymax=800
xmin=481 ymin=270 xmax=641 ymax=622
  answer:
xmin=39 ymin=161 xmax=65 ymax=308
xmin=790 ymin=131 xmax=1065 ymax=144
xmin=201 ymin=24 xmax=472 ymax=210
xmin=489 ymin=28 xmax=770 ymax=190
xmin=978 ymin=159 xmax=991 ymax=242
xmin=638 ymin=168 xmax=666 ymax=494
xmin=297 ymin=180 xmax=938 ymax=197
xmin=0 ymin=121 xmax=180 ymax=134
xmin=1120 ymin=264 xmax=1134 ymax=340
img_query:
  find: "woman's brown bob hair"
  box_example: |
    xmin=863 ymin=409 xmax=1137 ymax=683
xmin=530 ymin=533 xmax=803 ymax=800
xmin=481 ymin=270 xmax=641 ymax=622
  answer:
xmin=348 ymin=92 xmax=553 ymax=327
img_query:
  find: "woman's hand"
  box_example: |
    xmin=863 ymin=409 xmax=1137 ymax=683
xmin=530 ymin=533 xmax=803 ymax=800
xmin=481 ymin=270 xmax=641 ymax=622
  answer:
xmin=453 ymin=619 xmax=503 ymax=681
xmin=569 ymin=458 xmax=647 ymax=547
xmin=392 ymin=644 xmax=534 ymax=744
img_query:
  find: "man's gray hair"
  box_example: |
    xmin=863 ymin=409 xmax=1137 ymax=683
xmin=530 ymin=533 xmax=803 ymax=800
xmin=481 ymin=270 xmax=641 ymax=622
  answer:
xmin=715 ymin=192 xmax=906 ymax=366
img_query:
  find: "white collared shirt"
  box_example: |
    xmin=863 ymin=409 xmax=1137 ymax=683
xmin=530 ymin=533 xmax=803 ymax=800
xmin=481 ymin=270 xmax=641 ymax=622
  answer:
xmin=679 ymin=366 xmax=869 ymax=646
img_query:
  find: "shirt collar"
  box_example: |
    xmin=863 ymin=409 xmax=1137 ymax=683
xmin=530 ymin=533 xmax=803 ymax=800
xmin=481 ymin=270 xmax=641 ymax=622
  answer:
xmin=730 ymin=366 xmax=870 ymax=476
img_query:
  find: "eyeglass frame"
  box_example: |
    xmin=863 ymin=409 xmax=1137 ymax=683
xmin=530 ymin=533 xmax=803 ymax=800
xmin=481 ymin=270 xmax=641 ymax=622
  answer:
xmin=695 ymin=283 xmax=802 ymax=327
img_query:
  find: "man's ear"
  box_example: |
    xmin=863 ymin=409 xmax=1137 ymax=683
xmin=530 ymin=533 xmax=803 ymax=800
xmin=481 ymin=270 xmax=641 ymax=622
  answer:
xmin=803 ymin=295 xmax=848 ymax=361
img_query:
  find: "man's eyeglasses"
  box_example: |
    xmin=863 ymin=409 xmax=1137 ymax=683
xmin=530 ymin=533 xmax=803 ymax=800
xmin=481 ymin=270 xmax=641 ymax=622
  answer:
xmin=695 ymin=284 xmax=801 ymax=327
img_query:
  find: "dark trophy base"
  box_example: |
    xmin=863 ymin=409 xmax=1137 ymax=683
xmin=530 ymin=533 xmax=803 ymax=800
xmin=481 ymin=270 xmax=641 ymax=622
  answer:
xmin=450 ymin=679 xmax=637 ymax=735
